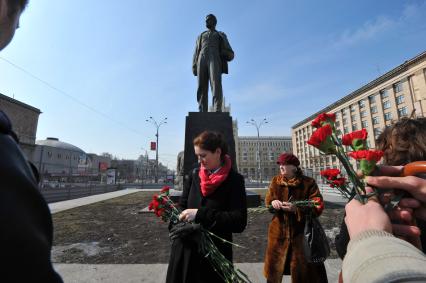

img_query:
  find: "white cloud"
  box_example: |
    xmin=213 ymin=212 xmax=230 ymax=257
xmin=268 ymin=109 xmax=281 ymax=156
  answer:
xmin=332 ymin=1 xmax=426 ymax=48
xmin=332 ymin=16 xmax=394 ymax=48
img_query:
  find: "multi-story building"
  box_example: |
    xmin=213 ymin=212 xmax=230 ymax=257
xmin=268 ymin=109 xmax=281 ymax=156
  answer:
xmin=237 ymin=136 xmax=292 ymax=182
xmin=0 ymin=93 xmax=41 ymax=158
xmin=292 ymin=51 xmax=426 ymax=182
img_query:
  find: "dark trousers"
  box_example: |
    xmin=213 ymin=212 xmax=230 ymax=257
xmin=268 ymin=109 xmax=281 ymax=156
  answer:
xmin=197 ymin=53 xmax=223 ymax=112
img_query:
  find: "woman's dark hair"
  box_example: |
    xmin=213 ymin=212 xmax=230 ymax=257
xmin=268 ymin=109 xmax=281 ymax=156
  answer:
xmin=6 ymin=0 xmax=28 ymax=17
xmin=376 ymin=117 xmax=426 ymax=166
xmin=193 ymin=131 xmax=228 ymax=159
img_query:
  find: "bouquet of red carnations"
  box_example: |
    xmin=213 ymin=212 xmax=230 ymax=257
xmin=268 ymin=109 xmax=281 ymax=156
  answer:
xmin=149 ymin=186 xmax=252 ymax=283
xmin=248 ymin=197 xmax=324 ymax=214
xmin=307 ymin=113 xmax=383 ymax=202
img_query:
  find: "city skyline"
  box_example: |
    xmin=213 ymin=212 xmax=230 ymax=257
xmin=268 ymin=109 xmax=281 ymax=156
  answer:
xmin=1 ymin=0 xmax=425 ymax=169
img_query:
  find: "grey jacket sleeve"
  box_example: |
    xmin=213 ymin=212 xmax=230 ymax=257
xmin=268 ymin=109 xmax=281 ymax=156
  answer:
xmin=343 ymin=230 xmax=426 ymax=283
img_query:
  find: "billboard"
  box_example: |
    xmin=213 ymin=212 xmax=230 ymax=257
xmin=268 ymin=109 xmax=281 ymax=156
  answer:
xmin=99 ymin=162 xmax=109 ymax=172
xmin=150 ymin=142 xmax=156 ymax=151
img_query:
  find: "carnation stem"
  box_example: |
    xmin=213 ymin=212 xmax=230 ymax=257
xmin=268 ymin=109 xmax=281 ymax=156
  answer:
xmin=331 ymin=133 xmax=366 ymax=203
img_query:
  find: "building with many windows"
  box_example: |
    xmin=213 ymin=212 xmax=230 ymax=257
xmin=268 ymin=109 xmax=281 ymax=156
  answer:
xmin=237 ymin=136 xmax=292 ymax=182
xmin=292 ymin=51 xmax=426 ymax=182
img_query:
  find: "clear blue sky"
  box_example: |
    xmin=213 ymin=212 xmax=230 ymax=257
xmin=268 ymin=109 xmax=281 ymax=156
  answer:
xmin=1 ymin=0 xmax=425 ymax=169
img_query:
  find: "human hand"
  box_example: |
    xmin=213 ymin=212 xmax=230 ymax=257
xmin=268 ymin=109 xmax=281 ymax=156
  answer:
xmin=169 ymin=222 xmax=201 ymax=240
xmin=345 ymin=198 xmax=392 ymax=239
xmin=281 ymin=201 xmax=296 ymax=212
xmin=366 ymin=174 xmax=426 ymax=221
xmin=271 ymin=200 xmax=283 ymax=210
xmin=179 ymin=209 xmax=198 ymax=222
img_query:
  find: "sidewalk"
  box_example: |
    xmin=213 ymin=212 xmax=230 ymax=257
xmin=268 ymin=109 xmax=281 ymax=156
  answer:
xmin=54 ymin=259 xmax=342 ymax=283
xmin=48 ymin=189 xmax=141 ymax=214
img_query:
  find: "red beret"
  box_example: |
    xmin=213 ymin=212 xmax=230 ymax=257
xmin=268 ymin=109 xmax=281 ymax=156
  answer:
xmin=277 ymin=153 xmax=300 ymax=167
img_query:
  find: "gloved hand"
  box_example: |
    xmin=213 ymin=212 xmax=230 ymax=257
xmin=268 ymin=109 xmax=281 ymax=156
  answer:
xmin=169 ymin=222 xmax=201 ymax=240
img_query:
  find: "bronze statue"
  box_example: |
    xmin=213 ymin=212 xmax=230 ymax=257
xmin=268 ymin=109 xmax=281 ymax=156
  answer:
xmin=192 ymin=14 xmax=234 ymax=112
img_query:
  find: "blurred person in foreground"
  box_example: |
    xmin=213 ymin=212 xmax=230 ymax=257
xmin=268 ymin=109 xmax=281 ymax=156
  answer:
xmin=336 ymin=118 xmax=426 ymax=258
xmin=0 ymin=0 xmax=63 ymax=281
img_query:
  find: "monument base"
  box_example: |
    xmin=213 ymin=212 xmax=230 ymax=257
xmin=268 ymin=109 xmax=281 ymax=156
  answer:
xmin=170 ymin=189 xmax=261 ymax=208
xmin=183 ymin=112 xmax=237 ymax=181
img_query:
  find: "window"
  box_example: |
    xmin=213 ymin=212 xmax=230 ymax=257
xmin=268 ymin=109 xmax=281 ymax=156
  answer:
xmin=398 ymin=106 xmax=408 ymax=117
xmin=344 ymin=127 xmax=349 ymax=133
xmin=359 ymin=100 xmax=366 ymax=108
xmin=396 ymin=95 xmax=404 ymax=105
xmin=351 ymin=115 xmax=356 ymax=121
xmin=380 ymin=89 xmax=389 ymax=98
xmin=368 ymin=95 xmax=376 ymax=104
xmin=350 ymin=105 xmax=356 ymax=112
xmin=394 ymin=81 xmax=403 ymax=93
xmin=57 ymin=154 xmax=62 ymax=159
xmin=361 ymin=120 xmax=368 ymax=128
xmin=383 ymin=101 xmax=391 ymax=109
xmin=352 ymin=124 xmax=358 ymax=131
xmin=360 ymin=110 xmax=367 ymax=118
xmin=371 ymin=106 xmax=378 ymax=114
xmin=384 ymin=112 xmax=393 ymax=121
xmin=372 ymin=116 xmax=380 ymax=125
xmin=374 ymin=128 xmax=382 ymax=137
xmin=335 ymin=121 xmax=340 ymax=127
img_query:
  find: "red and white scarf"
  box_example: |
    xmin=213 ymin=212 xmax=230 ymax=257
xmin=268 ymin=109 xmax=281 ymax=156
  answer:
xmin=199 ymin=154 xmax=232 ymax=196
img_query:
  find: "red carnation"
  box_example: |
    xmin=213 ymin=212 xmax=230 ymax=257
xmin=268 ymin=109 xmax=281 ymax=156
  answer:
xmin=320 ymin=169 xmax=341 ymax=180
xmin=342 ymin=129 xmax=368 ymax=150
xmin=332 ymin=177 xmax=346 ymax=187
xmin=312 ymin=197 xmax=324 ymax=214
xmin=311 ymin=113 xmax=336 ymax=128
xmin=349 ymin=150 xmax=383 ymax=176
xmin=307 ymin=125 xmax=336 ymax=154
xmin=161 ymin=186 xmax=170 ymax=194
xmin=349 ymin=150 xmax=383 ymax=162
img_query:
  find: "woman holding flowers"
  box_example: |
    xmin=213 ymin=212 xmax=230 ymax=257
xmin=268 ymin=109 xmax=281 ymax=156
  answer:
xmin=166 ymin=131 xmax=247 ymax=283
xmin=264 ymin=153 xmax=328 ymax=283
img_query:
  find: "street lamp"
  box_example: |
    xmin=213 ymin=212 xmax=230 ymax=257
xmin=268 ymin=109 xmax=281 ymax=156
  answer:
xmin=146 ymin=116 xmax=167 ymax=183
xmin=246 ymin=118 xmax=268 ymax=186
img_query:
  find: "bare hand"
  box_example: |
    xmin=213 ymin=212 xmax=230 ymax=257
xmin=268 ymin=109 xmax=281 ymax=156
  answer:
xmin=271 ymin=200 xmax=283 ymax=210
xmin=345 ymin=198 xmax=392 ymax=239
xmin=281 ymin=201 xmax=296 ymax=212
xmin=366 ymin=174 xmax=426 ymax=221
xmin=179 ymin=209 xmax=198 ymax=222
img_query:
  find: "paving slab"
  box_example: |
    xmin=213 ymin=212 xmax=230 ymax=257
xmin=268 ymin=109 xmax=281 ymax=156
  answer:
xmin=54 ymin=259 xmax=342 ymax=283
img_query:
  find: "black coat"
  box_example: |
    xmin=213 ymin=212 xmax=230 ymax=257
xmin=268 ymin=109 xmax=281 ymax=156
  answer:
xmin=166 ymin=167 xmax=247 ymax=283
xmin=0 ymin=111 xmax=63 ymax=282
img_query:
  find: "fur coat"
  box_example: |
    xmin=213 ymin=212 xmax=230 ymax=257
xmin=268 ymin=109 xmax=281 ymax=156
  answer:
xmin=264 ymin=174 xmax=328 ymax=283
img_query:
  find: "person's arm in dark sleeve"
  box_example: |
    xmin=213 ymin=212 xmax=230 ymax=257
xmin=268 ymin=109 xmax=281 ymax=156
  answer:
xmin=0 ymin=134 xmax=63 ymax=282
xmin=195 ymin=174 xmax=247 ymax=233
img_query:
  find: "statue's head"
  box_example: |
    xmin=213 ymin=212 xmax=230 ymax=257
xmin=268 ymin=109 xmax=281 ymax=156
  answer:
xmin=205 ymin=14 xmax=217 ymax=29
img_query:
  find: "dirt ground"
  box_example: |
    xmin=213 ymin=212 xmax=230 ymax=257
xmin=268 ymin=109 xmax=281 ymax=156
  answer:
xmin=52 ymin=191 xmax=344 ymax=264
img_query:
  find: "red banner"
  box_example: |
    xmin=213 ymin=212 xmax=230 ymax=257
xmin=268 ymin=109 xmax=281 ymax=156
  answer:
xmin=150 ymin=142 xmax=156 ymax=150
xmin=99 ymin=162 xmax=108 ymax=172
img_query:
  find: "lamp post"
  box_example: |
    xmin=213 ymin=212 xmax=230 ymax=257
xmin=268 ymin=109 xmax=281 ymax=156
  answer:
xmin=146 ymin=116 xmax=167 ymax=183
xmin=246 ymin=118 xmax=268 ymax=186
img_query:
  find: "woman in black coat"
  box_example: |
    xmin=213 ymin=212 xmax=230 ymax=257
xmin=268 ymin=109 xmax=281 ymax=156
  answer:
xmin=166 ymin=131 xmax=247 ymax=283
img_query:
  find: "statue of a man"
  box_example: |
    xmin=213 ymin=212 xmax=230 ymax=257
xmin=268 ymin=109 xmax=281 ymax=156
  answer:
xmin=192 ymin=14 xmax=234 ymax=112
